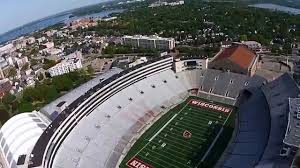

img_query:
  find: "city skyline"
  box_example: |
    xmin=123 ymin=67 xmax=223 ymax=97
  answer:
xmin=0 ymin=0 xmax=109 ymax=35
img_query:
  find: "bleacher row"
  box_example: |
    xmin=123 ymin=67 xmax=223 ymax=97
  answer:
xmin=28 ymin=57 xmax=267 ymax=168
xmin=50 ymin=70 xmax=190 ymax=168
xmin=196 ymin=69 xmax=265 ymax=105
xmin=258 ymin=73 xmax=299 ymax=167
xmin=219 ymin=88 xmax=271 ymax=168
xmin=219 ymin=73 xmax=299 ymax=168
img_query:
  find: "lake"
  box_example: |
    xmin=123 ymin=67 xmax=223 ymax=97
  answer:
xmin=0 ymin=9 xmax=124 ymax=44
xmin=249 ymin=3 xmax=300 ymax=15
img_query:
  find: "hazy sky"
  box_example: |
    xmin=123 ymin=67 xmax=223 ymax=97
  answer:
xmin=0 ymin=0 xmax=109 ymax=34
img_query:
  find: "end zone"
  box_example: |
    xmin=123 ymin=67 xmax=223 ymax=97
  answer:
xmin=126 ymin=157 xmax=155 ymax=168
xmin=189 ymin=99 xmax=232 ymax=113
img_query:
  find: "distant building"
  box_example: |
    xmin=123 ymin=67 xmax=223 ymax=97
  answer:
xmin=129 ymin=57 xmax=148 ymax=68
xmin=221 ymin=41 xmax=232 ymax=48
xmin=122 ymin=35 xmax=175 ymax=50
xmin=26 ymin=37 xmax=36 ymax=44
xmin=68 ymin=18 xmax=97 ymax=29
xmin=0 ymin=81 xmax=12 ymax=98
xmin=45 ymin=30 xmax=58 ymax=37
xmin=208 ymin=45 xmax=259 ymax=76
xmin=48 ymin=52 xmax=83 ymax=77
xmin=36 ymin=37 xmax=46 ymax=44
xmin=43 ymin=42 xmax=55 ymax=49
xmin=40 ymin=48 xmax=63 ymax=56
xmin=0 ymin=43 xmax=14 ymax=55
xmin=12 ymin=36 xmax=34 ymax=49
xmin=16 ymin=56 xmax=29 ymax=69
xmin=32 ymin=65 xmax=45 ymax=76
xmin=0 ymin=66 xmax=12 ymax=79
xmin=174 ymin=58 xmax=208 ymax=73
xmin=241 ymin=41 xmax=263 ymax=53
xmin=101 ymin=16 xmax=118 ymax=21
xmin=149 ymin=0 xmax=184 ymax=7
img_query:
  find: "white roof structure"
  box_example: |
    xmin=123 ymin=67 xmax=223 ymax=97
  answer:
xmin=0 ymin=111 xmax=49 ymax=168
xmin=122 ymin=35 xmax=175 ymax=41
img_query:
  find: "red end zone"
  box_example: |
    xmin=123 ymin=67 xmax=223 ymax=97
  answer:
xmin=189 ymin=99 xmax=232 ymax=113
xmin=126 ymin=157 xmax=155 ymax=168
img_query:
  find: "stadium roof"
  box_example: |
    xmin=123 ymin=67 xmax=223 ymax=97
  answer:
xmin=213 ymin=45 xmax=257 ymax=69
xmin=0 ymin=111 xmax=49 ymax=168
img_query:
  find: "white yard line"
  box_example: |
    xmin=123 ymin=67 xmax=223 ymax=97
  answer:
xmin=134 ymin=99 xmax=192 ymax=158
xmin=200 ymin=127 xmax=224 ymax=163
xmin=197 ymin=110 xmax=233 ymax=167
xmin=149 ymin=99 xmax=192 ymax=142
xmin=149 ymin=114 xmax=178 ymax=141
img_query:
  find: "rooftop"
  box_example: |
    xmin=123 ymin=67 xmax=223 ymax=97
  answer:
xmin=122 ymin=35 xmax=175 ymax=41
xmin=0 ymin=81 xmax=12 ymax=94
xmin=213 ymin=45 xmax=257 ymax=69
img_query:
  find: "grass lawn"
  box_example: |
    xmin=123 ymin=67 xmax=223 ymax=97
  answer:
xmin=120 ymin=96 xmax=236 ymax=168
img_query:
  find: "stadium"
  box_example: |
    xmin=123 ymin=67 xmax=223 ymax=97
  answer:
xmin=1 ymin=45 xmax=300 ymax=168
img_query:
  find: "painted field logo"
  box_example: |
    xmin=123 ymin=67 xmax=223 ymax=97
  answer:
xmin=126 ymin=157 xmax=154 ymax=168
xmin=189 ymin=99 xmax=232 ymax=113
xmin=183 ymin=130 xmax=192 ymax=139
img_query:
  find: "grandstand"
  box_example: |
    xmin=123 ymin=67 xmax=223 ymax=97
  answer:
xmin=1 ymin=55 xmax=299 ymax=168
xmin=219 ymin=73 xmax=300 ymax=168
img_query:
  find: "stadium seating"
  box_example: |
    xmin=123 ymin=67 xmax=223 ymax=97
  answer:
xmin=197 ymin=69 xmax=265 ymax=105
xmin=257 ymin=73 xmax=299 ymax=167
xmin=219 ymin=88 xmax=271 ymax=168
xmin=28 ymin=56 xmax=266 ymax=168
xmin=219 ymin=73 xmax=300 ymax=168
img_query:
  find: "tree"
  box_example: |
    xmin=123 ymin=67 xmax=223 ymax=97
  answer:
xmin=21 ymin=62 xmax=30 ymax=71
xmin=0 ymin=104 xmax=9 ymax=123
xmin=87 ymin=65 xmax=95 ymax=75
xmin=240 ymin=35 xmax=248 ymax=41
xmin=0 ymin=104 xmax=8 ymax=113
xmin=38 ymin=74 xmax=44 ymax=81
xmin=46 ymin=86 xmax=59 ymax=102
xmin=22 ymin=87 xmax=36 ymax=102
xmin=52 ymin=75 xmax=73 ymax=92
xmin=30 ymin=48 xmax=39 ymax=55
xmin=30 ymin=59 xmax=38 ymax=66
xmin=18 ymin=100 xmax=33 ymax=113
xmin=2 ymin=92 xmax=16 ymax=105
xmin=8 ymin=67 xmax=17 ymax=78
xmin=43 ymin=59 xmax=56 ymax=70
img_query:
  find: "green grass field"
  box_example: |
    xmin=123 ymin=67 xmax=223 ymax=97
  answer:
xmin=120 ymin=96 xmax=236 ymax=168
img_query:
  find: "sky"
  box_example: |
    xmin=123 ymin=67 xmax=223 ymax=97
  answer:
xmin=0 ymin=0 xmax=108 ymax=34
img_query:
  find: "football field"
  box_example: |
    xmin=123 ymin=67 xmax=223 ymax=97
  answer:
xmin=120 ymin=96 xmax=236 ymax=168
